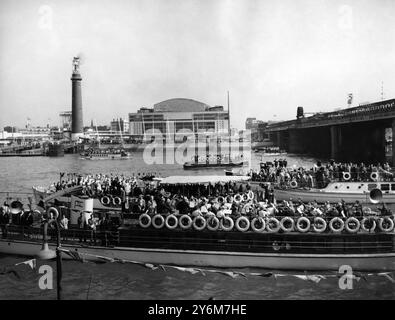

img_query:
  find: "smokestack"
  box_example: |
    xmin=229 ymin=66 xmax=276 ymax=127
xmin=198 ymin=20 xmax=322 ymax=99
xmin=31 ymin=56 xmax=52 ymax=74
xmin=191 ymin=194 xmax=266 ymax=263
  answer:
xmin=71 ymin=56 xmax=83 ymax=141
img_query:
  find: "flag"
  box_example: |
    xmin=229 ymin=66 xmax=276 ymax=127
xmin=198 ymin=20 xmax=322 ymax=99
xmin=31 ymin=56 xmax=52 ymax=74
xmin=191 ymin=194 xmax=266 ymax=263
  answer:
xmin=15 ymin=259 xmax=37 ymax=270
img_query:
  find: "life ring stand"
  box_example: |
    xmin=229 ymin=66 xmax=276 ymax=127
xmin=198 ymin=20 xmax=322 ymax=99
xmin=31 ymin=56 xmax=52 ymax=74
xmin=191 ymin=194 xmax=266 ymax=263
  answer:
xmin=235 ymin=216 xmax=250 ymax=232
xmin=179 ymin=215 xmax=193 ymax=230
xmin=220 ymin=216 xmax=234 ymax=231
xmin=193 ymin=216 xmax=206 ymax=231
xmin=296 ymin=217 xmax=311 ymax=233
xmin=370 ymin=172 xmax=379 ymax=181
xmin=151 ymin=214 xmax=165 ymax=229
xmin=342 ymin=172 xmax=351 ymax=181
xmin=313 ymin=217 xmax=327 ymax=233
xmin=378 ymin=217 xmax=394 ymax=232
xmin=101 ymin=196 xmax=111 ymax=206
xmin=361 ymin=217 xmax=377 ymax=233
xmin=329 ymin=217 xmax=345 ymax=233
xmin=234 ymin=194 xmax=242 ymax=204
xmin=345 ymin=217 xmax=360 ymax=233
xmin=290 ymin=180 xmax=298 ymax=188
xmin=112 ymin=196 xmax=122 ymax=206
xmin=165 ymin=214 xmax=178 ymax=230
xmin=139 ymin=213 xmax=152 ymax=228
xmin=251 ymin=217 xmax=266 ymax=233
xmin=207 ymin=216 xmax=220 ymax=231
xmin=266 ymin=217 xmax=281 ymax=233
xmin=280 ymin=216 xmax=295 ymax=232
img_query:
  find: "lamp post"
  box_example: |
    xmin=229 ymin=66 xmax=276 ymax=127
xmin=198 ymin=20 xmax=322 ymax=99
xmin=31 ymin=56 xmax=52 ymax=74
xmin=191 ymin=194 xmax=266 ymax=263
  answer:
xmin=37 ymin=217 xmax=62 ymax=300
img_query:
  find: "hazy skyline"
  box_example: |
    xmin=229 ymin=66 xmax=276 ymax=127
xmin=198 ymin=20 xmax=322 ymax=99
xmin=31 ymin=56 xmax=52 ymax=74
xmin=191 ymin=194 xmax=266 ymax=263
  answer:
xmin=1 ymin=0 xmax=395 ymax=130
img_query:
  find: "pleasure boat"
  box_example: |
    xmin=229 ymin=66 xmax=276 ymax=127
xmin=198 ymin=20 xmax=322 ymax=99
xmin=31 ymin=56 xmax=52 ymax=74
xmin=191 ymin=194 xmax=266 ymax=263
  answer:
xmin=1 ymin=175 xmax=394 ymax=271
xmin=80 ymin=148 xmax=131 ymax=160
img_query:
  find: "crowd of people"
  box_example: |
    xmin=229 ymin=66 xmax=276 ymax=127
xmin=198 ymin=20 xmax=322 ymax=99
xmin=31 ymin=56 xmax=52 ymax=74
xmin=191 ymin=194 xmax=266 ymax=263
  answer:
xmin=248 ymin=160 xmax=394 ymax=188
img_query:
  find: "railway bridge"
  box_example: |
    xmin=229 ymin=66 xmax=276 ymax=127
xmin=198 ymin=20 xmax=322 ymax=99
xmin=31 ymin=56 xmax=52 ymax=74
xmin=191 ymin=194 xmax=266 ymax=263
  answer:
xmin=266 ymin=98 xmax=395 ymax=164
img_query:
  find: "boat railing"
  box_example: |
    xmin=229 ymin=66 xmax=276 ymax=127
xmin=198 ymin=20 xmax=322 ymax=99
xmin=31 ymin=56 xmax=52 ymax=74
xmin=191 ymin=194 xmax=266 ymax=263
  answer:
xmin=0 ymin=219 xmax=393 ymax=252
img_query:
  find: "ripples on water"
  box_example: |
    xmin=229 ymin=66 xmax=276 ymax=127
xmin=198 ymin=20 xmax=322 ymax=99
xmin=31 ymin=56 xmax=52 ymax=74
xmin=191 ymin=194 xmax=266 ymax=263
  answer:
xmin=0 ymin=152 xmax=394 ymax=299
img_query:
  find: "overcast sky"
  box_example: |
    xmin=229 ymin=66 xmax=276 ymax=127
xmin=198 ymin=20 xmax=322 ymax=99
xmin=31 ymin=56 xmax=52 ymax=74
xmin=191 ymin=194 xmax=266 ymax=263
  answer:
xmin=1 ymin=0 xmax=395 ymax=130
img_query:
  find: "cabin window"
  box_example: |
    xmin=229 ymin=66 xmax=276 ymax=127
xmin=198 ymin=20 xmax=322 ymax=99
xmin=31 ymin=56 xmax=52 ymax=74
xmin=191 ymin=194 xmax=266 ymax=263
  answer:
xmin=381 ymin=184 xmax=390 ymax=191
xmin=391 ymin=184 xmax=395 ymax=191
xmin=367 ymin=184 xmax=377 ymax=190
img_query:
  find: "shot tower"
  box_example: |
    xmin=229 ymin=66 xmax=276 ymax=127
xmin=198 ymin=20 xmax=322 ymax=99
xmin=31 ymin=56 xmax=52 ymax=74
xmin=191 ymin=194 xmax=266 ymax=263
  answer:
xmin=71 ymin=57 xmax=83 ymax=141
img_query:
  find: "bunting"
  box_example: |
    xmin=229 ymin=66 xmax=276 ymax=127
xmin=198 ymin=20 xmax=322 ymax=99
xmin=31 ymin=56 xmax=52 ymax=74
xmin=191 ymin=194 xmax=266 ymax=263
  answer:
xmin=2 ymin=253 xmax=395 ymax=285
xmin=53 ymin=248 xmax=395 ymax=284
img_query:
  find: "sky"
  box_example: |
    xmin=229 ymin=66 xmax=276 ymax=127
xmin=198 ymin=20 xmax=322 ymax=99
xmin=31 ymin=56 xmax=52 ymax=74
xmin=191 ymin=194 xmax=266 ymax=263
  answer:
xmin=1 ymin=0 xmax=395 ymax=130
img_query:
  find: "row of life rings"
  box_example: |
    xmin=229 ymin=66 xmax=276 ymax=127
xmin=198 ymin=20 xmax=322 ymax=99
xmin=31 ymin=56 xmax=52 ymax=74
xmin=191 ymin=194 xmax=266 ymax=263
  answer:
xmin=233 ymin=191 xmax=254 ymax=204
xmin=100 ymin=196 xmax=122 ymax=206
xmin=342 ymin=172 xmax=379 ymax=181
xmin=139 ymin=213 xmax=395 ymax=233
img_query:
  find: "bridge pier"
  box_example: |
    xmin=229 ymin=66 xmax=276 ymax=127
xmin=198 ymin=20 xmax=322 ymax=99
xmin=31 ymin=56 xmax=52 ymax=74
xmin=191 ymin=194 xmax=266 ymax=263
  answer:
xmin=392 ymin=120 xmax=395 ymax=166
xmin=330 ymin=126 xmax=341 ymax=160
xmin=288 ymin=129 xmax=305 ymax=153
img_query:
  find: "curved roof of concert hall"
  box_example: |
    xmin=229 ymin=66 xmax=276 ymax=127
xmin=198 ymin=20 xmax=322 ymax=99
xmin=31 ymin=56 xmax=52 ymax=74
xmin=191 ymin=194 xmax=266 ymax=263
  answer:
xmin=153 ymin=98 xmax=211 ymax=113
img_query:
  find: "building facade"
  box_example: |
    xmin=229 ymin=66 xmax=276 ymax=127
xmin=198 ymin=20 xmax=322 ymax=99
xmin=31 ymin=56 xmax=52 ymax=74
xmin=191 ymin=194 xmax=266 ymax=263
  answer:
xmin=129 ymin=98 xmax=229 ymax=140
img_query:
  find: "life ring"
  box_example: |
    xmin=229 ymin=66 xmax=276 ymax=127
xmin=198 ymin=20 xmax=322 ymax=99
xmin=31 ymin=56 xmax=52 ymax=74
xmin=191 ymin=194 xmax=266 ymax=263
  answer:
xmin=296 ymin=217 xmax=310 ymax=233
xmin=378 ymin=217 xmax=394 ymax=232
xmin=179 ymin=215 xmax=193 ymax=230
xmin=343 ymin=172 xmax=351 ymax=181
xmin=280 ymin=217 xmax=295 ymax=232
xmin=235 ymin=216 xmax=250 ymax=232
xmin=47 ymin=207 xmax=59 ymax=220
xmin=101 ymin=196 xmax=111 ymax=206
xmin=361 ymin=217 xmax=376 ymax=233
xmin=226 ymin=195 xmax=234 ymax=203
xmin=251 ymin=217 xmax=266 ymax=233
xmin=370 ymin=172 xmax=379 ymax=181
xmin=345 ymin=217 xmax=361 ymax=233
xmin=113 ymin=196 xmax=122 ymax=206
xmin=242 ymin=194 xmax=249 ymax=202
xmin=217 ymin=155 xmax=221 ymax=161
xmin=139 ymin=213 xmax=152 ymax=228
xmin=207 ymin=216 xmax=220 ymax=231
xmin=151 ymin=214 xmax=165 ymax=229
xmin=193 ymin=216 xmax=206 ymax=231
xmin=220 ymin=216 xmax=234 ymax=231
xmin=266 ymin=217 xmax=281 ymax=233
xmin=165 ymin=214 xmax=178 ymax=230
xmin=290 ymin=180 xmax=298 ymax=188
xmin=247 ymin=190 xmax=254 ymax=200
xmin=313 ymin=217 xmax=327 ymax=233
xmin=217 ymin=196 xmax=225 ymax=204
xmin=329 ymin=217 xmax=345 ymax=233
xmin=234 ymin=194 xmax=242 ymax=204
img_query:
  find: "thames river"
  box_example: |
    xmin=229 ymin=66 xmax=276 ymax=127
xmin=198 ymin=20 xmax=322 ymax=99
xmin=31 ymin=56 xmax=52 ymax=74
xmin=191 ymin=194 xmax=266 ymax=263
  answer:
xmin=0 ymin=152 xmax=394 ymax=299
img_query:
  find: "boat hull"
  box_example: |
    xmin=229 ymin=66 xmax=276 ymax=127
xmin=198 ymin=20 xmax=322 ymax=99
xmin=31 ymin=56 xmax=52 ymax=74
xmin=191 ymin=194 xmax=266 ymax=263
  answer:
xmin=1 ymin=239 xmax=394 ymax=271
xmin=274 ymin=188 xmax=395 ymax=205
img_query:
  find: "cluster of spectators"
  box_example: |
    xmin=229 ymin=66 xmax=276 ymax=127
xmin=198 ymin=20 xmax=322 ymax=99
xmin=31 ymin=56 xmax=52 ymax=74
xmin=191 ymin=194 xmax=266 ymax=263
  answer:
xmin=249 ymin=160 xmax=394 ymax=188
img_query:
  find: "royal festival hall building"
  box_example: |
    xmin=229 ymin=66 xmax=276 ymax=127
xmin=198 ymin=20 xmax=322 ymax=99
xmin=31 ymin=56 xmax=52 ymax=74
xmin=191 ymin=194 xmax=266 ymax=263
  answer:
xmin=128 ymin=98 xmax=230 ymax=141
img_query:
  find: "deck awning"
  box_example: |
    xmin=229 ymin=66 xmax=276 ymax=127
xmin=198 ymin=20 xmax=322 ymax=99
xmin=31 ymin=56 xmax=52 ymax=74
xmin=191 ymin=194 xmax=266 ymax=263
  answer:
xmin=159 ymin=175 xmax=251 ymax=185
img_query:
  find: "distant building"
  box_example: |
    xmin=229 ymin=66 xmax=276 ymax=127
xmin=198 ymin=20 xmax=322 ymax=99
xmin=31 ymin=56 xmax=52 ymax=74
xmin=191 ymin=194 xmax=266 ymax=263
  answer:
xmin=129 ymin=98 xmax=229 ymax=140
xmin=245 ymin=117 xmax=267 ymax=142
xmin=110 ymin=118 xmax=129 ymax=133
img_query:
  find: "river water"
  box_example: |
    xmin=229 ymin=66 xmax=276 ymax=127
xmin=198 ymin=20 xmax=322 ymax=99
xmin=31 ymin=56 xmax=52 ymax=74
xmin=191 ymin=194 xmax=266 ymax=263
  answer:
xmin=0 ymin=152 xmax=394 ymax=300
